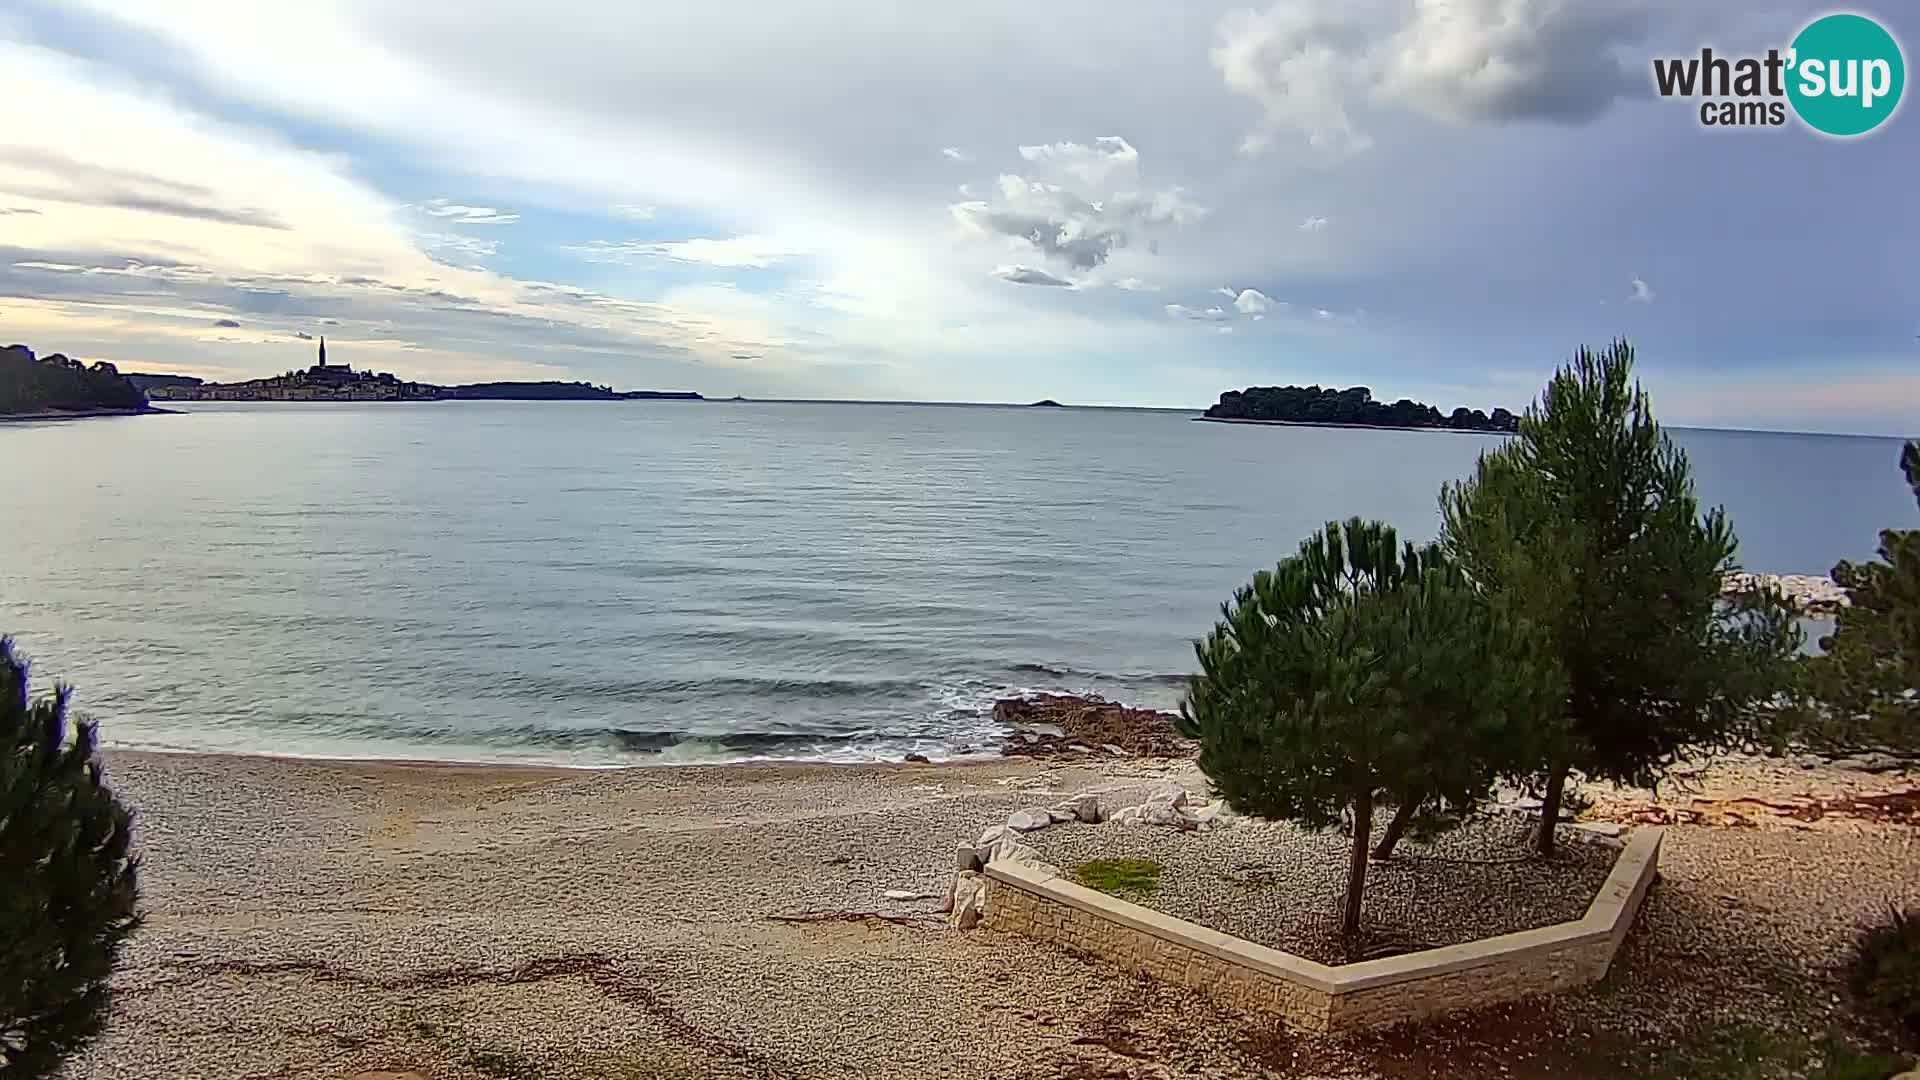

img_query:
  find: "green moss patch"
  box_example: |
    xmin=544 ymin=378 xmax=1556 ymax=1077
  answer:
xmin=1072 ymin=857 xmax=1162 ymax=898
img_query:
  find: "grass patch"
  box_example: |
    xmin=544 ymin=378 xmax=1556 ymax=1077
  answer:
xmin=1073 ymin=857 xmax=1162 ymax=898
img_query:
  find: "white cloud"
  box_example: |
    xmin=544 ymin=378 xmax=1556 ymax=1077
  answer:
xmin=1299 ymin=215 xmax=1330 ymax=231
xmin=1111 ymin=277 xmax=1158 ymax=292
xmin=564 ymin=235 xmax=803 ymax=268
xmin=941 ymin=147 xmax=970 ymax=162
xmin=1167 ymin=303 xmax=1232 ymax=321
xmin=611 ymin=203 xmax=657 ymax=220
xmin=421 ymin=198 xmax=519 ymax=225
xmin=1629 ymin=275 xmax=1654 ymax=303
xmin=950 ymin=141 xmax=1205 ymax=272
xmin=418 ymin=232 xmax=500 ymax=259
xmin=991 ymin=264 xmax=1076 ymax=287
xmin=1016 ymin=136 xmax=1139 ymax=188
xmin=1231 ymin=288 xmax=1274 ymax=315
xmin=1215 ymin=325 xmax=1234 ymax=334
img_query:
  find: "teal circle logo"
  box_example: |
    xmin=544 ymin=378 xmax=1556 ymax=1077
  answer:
xmin=1787 ymin=13 xmax=1905 ymax=136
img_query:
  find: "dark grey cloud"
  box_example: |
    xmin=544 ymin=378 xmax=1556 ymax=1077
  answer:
xmin=211 ymin=317 xmax=240 ymax=327
xmin=0 ymin=148 xmax=288 ymax=229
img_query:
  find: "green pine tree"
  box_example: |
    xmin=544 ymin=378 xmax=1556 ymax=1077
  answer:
xmin=1 ymin=638 xmax=142 ymax=1079
xmin=1179 ymin=518 xmax=1558 ymax=941
xmin=1441 ymin=340 xmax=1801 ymax=855
xmin=1800 ymin=440 xmax=1920 ymax=751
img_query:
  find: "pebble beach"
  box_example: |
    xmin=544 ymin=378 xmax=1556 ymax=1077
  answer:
xmin=64 ymin=748 xmax=1920 ymax=1079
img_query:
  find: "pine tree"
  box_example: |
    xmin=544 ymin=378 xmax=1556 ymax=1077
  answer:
xmin=1179 ymin=518 xmax=1557 ymax=941
xmin=1801 ymin=441 xmax=1920 ymax=751
xmin=1441 ymin=341 xmax=1800 ymax=855
xmin=1 ymin=638 xmax=141 ymax=1079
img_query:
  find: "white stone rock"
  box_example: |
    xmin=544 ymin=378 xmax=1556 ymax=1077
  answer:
xmin=1109 ymin=806 xmax=1143 ymax=826
xmin=1102 ymin=743 xmax=1127 ymax=757
xmin=1048 ymin=808 xmax=1078 ymax=824
xmin=977 ymin=824 xmax=1008 ymax=849
xmin=1140 ymin=800 xmax=1184 ymax=828
xmin=1006 ymin=808 xmax=1054 ymax=833
xmin=1147 ymin=783 xmax=1190 ymax=809
xmin=884 ymin=888 xmax=938 ymax=901
xmin=1053 ymin=793 xmax=1104 ymax=824
xmin=948 ymin=872 xmax=986 ymax=930
xmin=986 ymin=837 xmax=1040 ymax=864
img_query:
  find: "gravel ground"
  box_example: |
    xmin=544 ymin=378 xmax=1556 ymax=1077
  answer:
xmin=1026 ymin=813 xmax=1615 ymax=964
xmin=55 ymin=751 xmax=1920 ymax=1080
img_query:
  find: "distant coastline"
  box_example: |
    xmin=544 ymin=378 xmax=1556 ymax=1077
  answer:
xmin=0 ymin=406 xmax=177 ymax=423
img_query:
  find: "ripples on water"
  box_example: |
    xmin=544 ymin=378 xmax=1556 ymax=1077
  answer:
xmin=4 ymin=402 xmax=1913 ymax=765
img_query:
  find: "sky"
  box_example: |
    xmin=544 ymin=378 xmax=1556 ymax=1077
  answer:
xmin=1 ymin=0 xmax=1915 ymax=434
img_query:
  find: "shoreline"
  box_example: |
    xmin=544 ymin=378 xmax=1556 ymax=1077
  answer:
xmin=102 ymin=743 xmax=1017 ymax=776
xmin=0 ymin=405 xmax=178 ymax=422
xmin=1192 ymin=414 xmax=1516 ymax=435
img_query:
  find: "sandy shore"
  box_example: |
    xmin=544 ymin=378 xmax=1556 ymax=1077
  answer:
xmin=68 ymin=750 xmax=1919 ymax=1080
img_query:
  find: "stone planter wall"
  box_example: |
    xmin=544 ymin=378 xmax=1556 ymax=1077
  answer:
xmin=980 ymin=826 xmax=1663 ymax=1034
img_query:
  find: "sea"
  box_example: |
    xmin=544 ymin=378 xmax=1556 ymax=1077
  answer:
xmin=4 ymin=401 xmax=1915 ymax=766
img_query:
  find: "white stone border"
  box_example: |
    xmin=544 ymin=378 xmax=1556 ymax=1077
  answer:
xmin=979 ymin=826 xmax=1663 ymax=1032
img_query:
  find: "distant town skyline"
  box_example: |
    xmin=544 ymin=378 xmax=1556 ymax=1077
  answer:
xmin=1 ymin=1 xmax=1915 ymax=435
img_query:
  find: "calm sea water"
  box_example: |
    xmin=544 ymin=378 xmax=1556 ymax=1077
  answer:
xmin=4 ymin=402 xmax=1915 ymax=765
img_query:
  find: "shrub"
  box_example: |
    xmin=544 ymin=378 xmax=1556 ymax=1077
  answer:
xmin=1799 ymin=440 xmax=1920 ymax=754
xmin=1 ymin=638 xmax=142 ymax=1079
xmin=1180 ymin=518 xmax=1558 ymax=938
xmin=1851 ymin=903 xmax=1920 ymax=1037
xmin=1441 ymin=340 xmax=1801 ymax=854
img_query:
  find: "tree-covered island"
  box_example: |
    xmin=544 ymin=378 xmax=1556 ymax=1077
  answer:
xmin=1201 ymin=384 xmax=1519 ymax=432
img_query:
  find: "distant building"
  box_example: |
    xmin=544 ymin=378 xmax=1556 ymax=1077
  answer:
xmin=149 ymin=337 xmax=437 ymax=402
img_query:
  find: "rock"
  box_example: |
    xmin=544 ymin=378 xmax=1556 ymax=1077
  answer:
xmin=949 ymin=871 xmax=986 ymax=930
xmin=884 ymin=888 xmax=939 ymax=901
xmin=1146 ymin=783 xmax=1190 ymax=809
xmin=1109 ymin=806 xmax=1143 ymax=826
xmin=904 ymin=752 xmax=931 ymax=763
xmin=1186 ymin=801 xmax=1229 ymax=831
xmin=1793 ymin=753 xmax=1826 ymax=769
xmin=1140 ymin=800 xmax=1184 ymax=828
xmin=956 ymin=843 xmax=983 ymax=872
xmin=1513 ymin=796 xmax=1543 ymax=811
xmin=986 ymin=837 xmax=1040 ymax=864
xmin=992 ymin=693 xmax=1193 ymax=757
xmin=977 ymin=825 xmax=1009 ymax=848
xmin=1053 ymin=793 xmax=1104 ymax=824
xmin=1007 ymin=808 xmax=1054 ymax=833
xmin=1049 ymin=808 xmax=1079 ymax=824
xmin=1103 ymin=744 xmax=1127 ymax=757
xmin=1837 ymin=751 xmax=1903 ymax=773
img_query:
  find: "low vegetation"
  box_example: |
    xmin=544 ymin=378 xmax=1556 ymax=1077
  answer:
xmin=1072 ymin=858 xmax=1162 ymax=898
xmin=0 ymin=638 xmax=141 ymax=1079
xmin=1851 ymin=904 xmax=1920 ymax=1038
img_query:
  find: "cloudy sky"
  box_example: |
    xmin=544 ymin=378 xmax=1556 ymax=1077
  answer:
xmin=2 ymin=1 xmax=1914 ymax=433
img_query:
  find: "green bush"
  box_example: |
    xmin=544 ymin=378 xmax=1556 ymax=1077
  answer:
xmin=1180 ymin=518 xmax=1558 ymax=938
xmin=1 ymin=638 xmax=142 ymax=1079
xmin=1851 ymin=904 xmax=1920 ymax=1037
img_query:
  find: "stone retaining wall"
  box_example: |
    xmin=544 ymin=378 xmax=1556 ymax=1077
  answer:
xmin=981 ymin=826 xmax=1663 ymax=1034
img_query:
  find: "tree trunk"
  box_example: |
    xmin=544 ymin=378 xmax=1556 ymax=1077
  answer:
xmin=1535 ymin=763 xmax=1568 ymax=856
xmin=1342 ymin=790 xmax=1374 ymax=939
xmin=1372 ymin=793 xmax=1422 ymax=861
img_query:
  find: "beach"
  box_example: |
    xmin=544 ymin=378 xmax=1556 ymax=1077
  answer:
xmin=71 ymin=749 xmax=1919 ymax=1080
